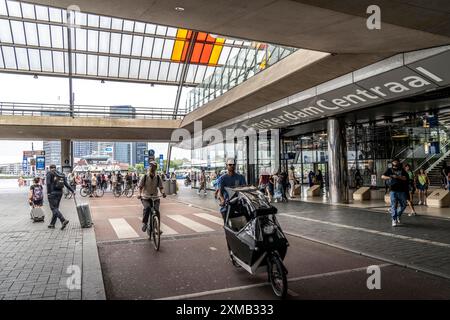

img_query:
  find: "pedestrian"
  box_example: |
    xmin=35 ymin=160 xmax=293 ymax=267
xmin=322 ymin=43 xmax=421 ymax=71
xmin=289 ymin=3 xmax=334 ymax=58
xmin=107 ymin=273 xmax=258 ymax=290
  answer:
xmin=441 ymin=161 xmax=449 ymax=189
xmin=316 ymin=170 xmax=324 ymax=189
xmin=46 ymin=164 xmax=74 ymax=229
xmin=198 ymin=169 xmax=207 ymax=195
xmin=288 ymin=166 xmax=297 ymax=198
xmin=111 ymin=172 xmax=117 ymax=191
xmin=404 ymin=164 xmax=417 ymax=216
xmin=308 ymin=170 xmax=315 ymax=188
xmin=354 ymin=169 xmax=363 ymax=188
xmin=268 ymin=173 xmax=275 ymax=202
xmin=416 ymin=168 xmax=429 ymax=206
xmin=91 ymin=173 xmax=97 ymax=197
xmin=132 ymin=172 xmax=138 ymax=188
xmin=280 ymin=170 xmax=289 ymax=202
xmin=28 ymin=177 xmax=44 ymax=213
xmin=381 ymin=159 xmax=408 ymax=227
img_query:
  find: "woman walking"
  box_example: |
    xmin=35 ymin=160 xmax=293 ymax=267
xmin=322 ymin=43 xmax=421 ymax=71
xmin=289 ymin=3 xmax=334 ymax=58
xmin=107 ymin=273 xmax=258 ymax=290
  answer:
xmin=416 ymin=168 xmax=429 ymax=206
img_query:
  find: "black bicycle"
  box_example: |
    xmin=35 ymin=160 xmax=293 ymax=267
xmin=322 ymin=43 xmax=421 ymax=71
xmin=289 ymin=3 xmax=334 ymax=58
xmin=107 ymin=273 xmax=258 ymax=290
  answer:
xmin=113 ymin=183 xmax=134 ymax=198
xmin=80 ymin=184 xmax=104 ymax=198
xmin=139 ymin=195 xmax=161 ymax=251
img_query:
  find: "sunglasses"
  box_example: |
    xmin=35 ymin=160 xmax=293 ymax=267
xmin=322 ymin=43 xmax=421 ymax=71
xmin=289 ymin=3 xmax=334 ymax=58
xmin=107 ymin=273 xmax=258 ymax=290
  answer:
xmin=227 ymin=163 xmax=236 ymax=166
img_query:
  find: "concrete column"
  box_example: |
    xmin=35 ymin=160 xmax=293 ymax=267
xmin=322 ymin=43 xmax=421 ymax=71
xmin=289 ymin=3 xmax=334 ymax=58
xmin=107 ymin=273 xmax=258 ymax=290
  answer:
xmin=61 ymin=139 xmax=72 ymax=171
xmin=327 ymin=117 xmax=348 ymax=204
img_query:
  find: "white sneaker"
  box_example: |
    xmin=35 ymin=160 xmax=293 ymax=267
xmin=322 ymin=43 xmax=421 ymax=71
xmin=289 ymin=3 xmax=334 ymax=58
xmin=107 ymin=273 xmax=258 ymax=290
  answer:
xmin=392 ymin=220 xmax=397 ymax=227
xmin=396 ymin=217 xmax=401 ymax=225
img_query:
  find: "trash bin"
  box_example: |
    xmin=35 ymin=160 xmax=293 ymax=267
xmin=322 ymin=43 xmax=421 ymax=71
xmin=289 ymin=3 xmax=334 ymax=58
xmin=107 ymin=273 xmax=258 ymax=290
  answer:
xmin=163 ymin=180 xmax=171 ymax=195
xmin=170 ymin=180 xmax=177 ymax=194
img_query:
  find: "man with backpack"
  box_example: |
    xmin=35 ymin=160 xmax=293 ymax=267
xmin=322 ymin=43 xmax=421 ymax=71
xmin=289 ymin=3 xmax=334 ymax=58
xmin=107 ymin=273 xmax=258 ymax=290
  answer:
xmin=46 ymin=164 xmax=75 ymax=230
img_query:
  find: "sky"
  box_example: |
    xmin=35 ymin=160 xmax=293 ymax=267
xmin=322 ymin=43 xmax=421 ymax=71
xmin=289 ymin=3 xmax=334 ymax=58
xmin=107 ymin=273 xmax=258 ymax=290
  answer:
xmin=0 ymin=73 xmax=191 ymax=164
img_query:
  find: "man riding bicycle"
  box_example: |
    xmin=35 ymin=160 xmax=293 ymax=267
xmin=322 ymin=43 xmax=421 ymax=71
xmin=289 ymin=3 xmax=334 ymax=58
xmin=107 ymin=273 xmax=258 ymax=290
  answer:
xmin=138 ymin=161 xmax=166 ymax=232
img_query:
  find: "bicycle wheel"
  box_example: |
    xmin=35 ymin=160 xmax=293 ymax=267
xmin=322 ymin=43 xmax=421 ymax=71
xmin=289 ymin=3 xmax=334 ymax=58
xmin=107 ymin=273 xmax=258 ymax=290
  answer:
xmin=125 ymin=187 xmax=134 ymax=198
xmin=95 ymin=188 xmax=104 ymax=197
xmin=113 ymin=188 xmax=121 ymax=198
xmin=152 ymin=214 xmax=160 ymax=251
xmin=267 ymin=254 xmax=287 ymax=299
xmin=80 ymin=187 xmax=89 ymax=197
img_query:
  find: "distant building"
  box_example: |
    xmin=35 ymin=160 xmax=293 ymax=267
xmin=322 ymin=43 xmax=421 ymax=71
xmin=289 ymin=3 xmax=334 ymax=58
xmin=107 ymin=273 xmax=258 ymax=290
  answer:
xmin=43 ymin=141 xmax=61 ymax=169
xmin=0 ymin=163 xmax=22 ymax=175
xmin=132 ymin=142 xmax=148 ymax=166
xmin=73 ymin=141 xmax=98 ymax=158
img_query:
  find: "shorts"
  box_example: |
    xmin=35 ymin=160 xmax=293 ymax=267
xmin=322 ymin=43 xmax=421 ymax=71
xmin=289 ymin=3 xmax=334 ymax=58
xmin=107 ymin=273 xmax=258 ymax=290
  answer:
xmin=417 ymin=184 xmax=427 ymax=191
xmin=32 ymin=200 xmax=43 ymax=207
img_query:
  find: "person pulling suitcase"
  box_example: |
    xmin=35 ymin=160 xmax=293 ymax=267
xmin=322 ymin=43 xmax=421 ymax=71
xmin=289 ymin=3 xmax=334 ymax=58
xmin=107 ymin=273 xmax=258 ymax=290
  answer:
xmin=46 ymin=164 xmax=75 ymax=230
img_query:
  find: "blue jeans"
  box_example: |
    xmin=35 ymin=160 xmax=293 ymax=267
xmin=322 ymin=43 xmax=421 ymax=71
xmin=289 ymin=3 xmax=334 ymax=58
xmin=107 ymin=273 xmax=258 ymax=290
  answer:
xmin=390 ymin=191 xmax=406 ymax=220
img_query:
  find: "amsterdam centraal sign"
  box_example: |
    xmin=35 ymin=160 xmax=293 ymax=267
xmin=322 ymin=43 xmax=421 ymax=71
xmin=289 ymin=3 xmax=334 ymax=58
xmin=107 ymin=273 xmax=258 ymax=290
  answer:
xmin=241 ymin=49 xmax=450 ymax=130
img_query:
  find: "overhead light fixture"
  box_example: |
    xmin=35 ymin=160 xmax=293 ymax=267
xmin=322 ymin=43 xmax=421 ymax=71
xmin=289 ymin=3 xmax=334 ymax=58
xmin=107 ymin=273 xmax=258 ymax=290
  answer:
xmin=150 ymin=83 xmax=155 ymax=87
xmin=174 ymin=6 xmax=185 ymax=12
xmin=33 ymin=74 xmax=38 ymax=79
xmin=101 ymin=79 xmax=105 ymax=83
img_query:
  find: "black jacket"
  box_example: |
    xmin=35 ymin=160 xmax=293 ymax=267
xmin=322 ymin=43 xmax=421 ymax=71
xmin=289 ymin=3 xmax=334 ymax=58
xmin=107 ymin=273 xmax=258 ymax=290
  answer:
xmin=46 ymin=171 xmax=74 ymax=194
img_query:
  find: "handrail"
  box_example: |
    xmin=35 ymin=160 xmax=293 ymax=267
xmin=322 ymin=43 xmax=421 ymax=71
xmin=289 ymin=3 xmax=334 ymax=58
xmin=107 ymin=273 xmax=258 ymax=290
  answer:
xmin=415 ymin=140 xmax=450 ymax=173
xmin=0 ymin=102 xmax=187 ymax=120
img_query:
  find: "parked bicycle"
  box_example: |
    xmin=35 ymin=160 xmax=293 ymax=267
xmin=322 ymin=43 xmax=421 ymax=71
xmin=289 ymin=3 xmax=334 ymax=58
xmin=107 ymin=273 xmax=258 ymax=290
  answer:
xmin=80 ymin=184 xmax=104 ymax=198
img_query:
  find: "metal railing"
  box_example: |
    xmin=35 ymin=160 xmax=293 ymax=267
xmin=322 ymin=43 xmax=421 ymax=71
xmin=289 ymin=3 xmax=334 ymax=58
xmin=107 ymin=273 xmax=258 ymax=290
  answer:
xmin=414 ymin=140 xmax=450 ymax=173
xmin=0 ymin=102 xmax=186 ymax=120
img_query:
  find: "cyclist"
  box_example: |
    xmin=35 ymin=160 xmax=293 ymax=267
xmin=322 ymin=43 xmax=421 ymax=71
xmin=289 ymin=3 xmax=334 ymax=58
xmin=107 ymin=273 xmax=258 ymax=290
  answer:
xmin=138 ymin=161 xmax=166 ymax=232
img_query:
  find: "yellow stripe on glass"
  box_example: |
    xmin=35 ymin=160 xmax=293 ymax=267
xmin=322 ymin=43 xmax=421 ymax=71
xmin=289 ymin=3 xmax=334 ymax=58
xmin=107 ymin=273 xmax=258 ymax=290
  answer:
xmin=209 ymin=37 xmax=225 ymax=66
xmin=172 ymin=29 xmax=189 ymax=61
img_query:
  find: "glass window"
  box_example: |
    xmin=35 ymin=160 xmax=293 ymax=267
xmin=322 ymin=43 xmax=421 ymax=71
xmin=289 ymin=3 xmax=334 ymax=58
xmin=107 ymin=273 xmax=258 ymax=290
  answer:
xmin=40 ymin=50 xmax=52 ymax=71
xmin=162 ymin=39 xmax=174 ymax=59
xmin=99 ymin=16 xmax=111 ymax=29
xmin=15 ymin=47 xmax=29 ymax=70
xmin=134 ymin=22 xmax=146 ymax=33
xmin=21 ymin=3 xmax=35 ymax=19
xmin=10 ymin=21 xmax=26 ymax=45
xmin=0 ymin=19 xmax=13 ymax=43
xmin=6 ymin=0 xmax=22 ymax=17
xmin=155 ymin=25 xmax=167 ymax=36
xmin=131 ymin=35 xmax=143 ymax=56
xmin=109 ymin=33 xmax=121 ymax=54
xmin=98 ymin=31 xmax=110 ymax=53
xmin=50 ymin=25 xmax=63 ymax=48
xmin=0 ymin=0 xmax=7 ymax=16
xmin=139 ymin=60 xmax=150 ymax=79
xmin=74 ymin=12 xmax=87 ymax=26
xmin=142 ymin=37 xmax=154 ymax=57
xmin=111 ymin=18 xmax=123 ymax=31
xmin=145 ymin=24 xmax=156 ymax=34
xmin=167 ymin=63 xmax=180 ymax=82
xmin=75 ymin=28 xmax=87 ymax=51
xmin=28 ymin=48 xmax=40 ymax=71
xmin=98 ymin=55 xmax=108 ymax=76
xmin=76 ymin=53 xmax=87 ymax=74
xmin=166 ymin=27 xmax=177 ymax=37
xmin=185 ymin=65 xmax=198 ymax=84
xmin=194 ymin=65 xmax=207 ymax=83
xmin=2 ymin=46 xmax=16 ymax=69
xmin=53 ymin=51 xmax=64 ymax=73
xmin=108 ymin=56 xmax=119 ymax=77
xmin=48 ymin=8 xmax=62 ymax=23
xmin=37 ymin=24 xmax=51 ymax=47
xmin=35 ymin=5 xmax=48 ymax=21
xmin=87 ymin=30 xmax=99 ymax=51
xmin=87 ymin=54 xmax=97 ymax=75
xmin=152 ymin=38 xmax=164 ymax=58
xmin=148 ymin=61 xmax=160 ymax=80
xmin=87 ymin=14 xmax=100 ymax=27
xmin=123 ymin=20 xmax=134 ymax=32
xmin=118 ymin=57 xmax=130 ymax=78
xmin=157 ymin=61 xmax=170 ymax=81
xmin=129 ymin=59 xmax=139 ymax=79
xmin=120 ymin=34 xmax=132 ymax=55
xmin=24 ymin=22 xmax=38 ymax=46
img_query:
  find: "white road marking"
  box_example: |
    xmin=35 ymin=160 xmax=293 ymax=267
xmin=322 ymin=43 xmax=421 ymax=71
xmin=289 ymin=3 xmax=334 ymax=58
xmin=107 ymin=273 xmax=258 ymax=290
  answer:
xmin=167 ymin=215 xmax=214 ymax=232
xmin=279 ymin=213 xmax=450 ymax=249
xmin=209 ymin=247 xmax=217 ymax=251
xmin=157 ymin=264 xmax=391 ymax=300
xmin=160 ymin=223 xmax=178 ymax=235
xmin=91 ymin=204 xmax=141 ymax=209
xmin=108 ymin=218 xmax=139 ymax=239
xmin=194 ymin=213 xmax=223 ymax=225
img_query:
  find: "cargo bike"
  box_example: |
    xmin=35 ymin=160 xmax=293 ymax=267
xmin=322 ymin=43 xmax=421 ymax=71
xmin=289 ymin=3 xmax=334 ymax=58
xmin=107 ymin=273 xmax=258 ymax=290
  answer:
xmin=223 ymin=186 xmax=289 ymax=298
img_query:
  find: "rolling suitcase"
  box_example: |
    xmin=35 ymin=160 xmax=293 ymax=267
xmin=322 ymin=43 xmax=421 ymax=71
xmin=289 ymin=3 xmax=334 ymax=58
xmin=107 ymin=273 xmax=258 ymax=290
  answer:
xmin=73 ymin=196 xmax=93 ymax=228
xmin=30 ymin=206 xmax=45 ymax=222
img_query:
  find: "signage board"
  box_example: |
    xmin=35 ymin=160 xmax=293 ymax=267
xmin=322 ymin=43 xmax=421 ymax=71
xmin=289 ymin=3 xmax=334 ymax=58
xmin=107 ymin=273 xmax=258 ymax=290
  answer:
xmin=144 ymin=156 xmax=149 ymax=169
xmin=159 ymin=154 xmax=164 ymax=168
xmin=23 ymin=150 xmax=45 ymax=157
xmin=36 ymin=156 xmax=45 ymax=170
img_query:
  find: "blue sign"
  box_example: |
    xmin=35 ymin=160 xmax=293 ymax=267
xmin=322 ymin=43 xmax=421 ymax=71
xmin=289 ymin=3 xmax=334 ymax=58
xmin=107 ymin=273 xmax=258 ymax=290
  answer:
xmin=36 ymin=156 xmax=45 ymax=170
xmin=159 ymin=154 xmax=164 ymax=168
xmin=22 ymin=159 xmax=28 ymax=172
xmin=144 ymin=156 xmax=149 ymax=169
xmin=104 ymin=147 xmax=113 ymax=152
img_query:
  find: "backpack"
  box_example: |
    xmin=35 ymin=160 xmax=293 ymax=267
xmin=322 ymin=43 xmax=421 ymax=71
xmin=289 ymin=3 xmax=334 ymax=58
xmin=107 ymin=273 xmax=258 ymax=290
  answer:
xmin=32 ymin=185 xmax=44 ymax=202
xmin=53 ymin=173 xmax=65 ymax=190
